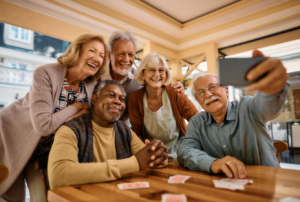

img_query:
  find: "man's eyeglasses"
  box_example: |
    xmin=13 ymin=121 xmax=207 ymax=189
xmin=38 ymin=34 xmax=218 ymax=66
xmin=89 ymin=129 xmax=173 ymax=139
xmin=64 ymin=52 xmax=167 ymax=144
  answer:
xmin=145 ymin=68 xmax=166 ymax=76
xmin=194 ymin=83 xmax=220 ymax=98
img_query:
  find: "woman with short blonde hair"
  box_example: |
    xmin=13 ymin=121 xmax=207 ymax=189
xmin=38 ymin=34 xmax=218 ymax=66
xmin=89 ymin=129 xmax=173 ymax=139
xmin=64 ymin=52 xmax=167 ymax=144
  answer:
xmin=0 ymin=34 xmax=108 ymax=202
xmin=128 ymin=52 xmax=198 ymax=162
xmin=134 ymin=53 xmax=172 ymax=86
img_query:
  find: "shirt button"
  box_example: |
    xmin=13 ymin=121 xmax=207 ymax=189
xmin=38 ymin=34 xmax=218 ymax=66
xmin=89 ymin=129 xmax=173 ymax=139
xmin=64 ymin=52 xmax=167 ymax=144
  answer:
xmin=223 ymin=145 xmax=226 ymax=148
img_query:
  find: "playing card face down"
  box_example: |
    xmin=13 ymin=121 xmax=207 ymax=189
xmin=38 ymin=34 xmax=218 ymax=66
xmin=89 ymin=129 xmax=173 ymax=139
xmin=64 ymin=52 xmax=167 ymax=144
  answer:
xmin=117 ymin=182 xmax=150 ymax=190
xmin=162 ymin=194 xmax=187 ymax=202
xmin=213 ymin=180 xmax=245 ymax=191
xmin=168 ymin=175 xmax=190 ymax=184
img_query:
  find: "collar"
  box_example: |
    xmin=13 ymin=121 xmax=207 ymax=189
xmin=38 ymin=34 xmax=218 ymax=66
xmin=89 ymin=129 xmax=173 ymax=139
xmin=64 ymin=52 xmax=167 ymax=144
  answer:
xmin=205 ymin=100 xmax=235 ymax=125
xmin=100 ymin=63 xmax=135 ymax=84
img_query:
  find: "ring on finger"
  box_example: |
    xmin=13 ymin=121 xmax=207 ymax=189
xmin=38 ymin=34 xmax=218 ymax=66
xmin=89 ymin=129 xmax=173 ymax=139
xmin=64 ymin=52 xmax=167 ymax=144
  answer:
xmin=226 ymin=161 xmax=232 ymax=165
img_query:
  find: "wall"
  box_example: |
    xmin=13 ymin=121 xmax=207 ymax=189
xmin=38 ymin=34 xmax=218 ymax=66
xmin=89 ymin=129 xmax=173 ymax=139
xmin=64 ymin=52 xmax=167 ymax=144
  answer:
xmin=272 ymin=85 xmax=300 ymax=122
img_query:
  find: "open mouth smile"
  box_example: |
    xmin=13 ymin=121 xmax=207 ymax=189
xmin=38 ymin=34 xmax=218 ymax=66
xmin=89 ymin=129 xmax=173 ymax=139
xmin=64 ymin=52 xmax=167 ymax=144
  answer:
xmin=87 ymin=62 xmax=97 ymax=69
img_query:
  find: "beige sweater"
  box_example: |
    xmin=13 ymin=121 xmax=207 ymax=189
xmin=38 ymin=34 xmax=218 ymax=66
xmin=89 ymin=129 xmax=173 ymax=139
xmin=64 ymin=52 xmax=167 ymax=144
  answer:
xmin=0 ymin=63 xmax=97 ymax=195
xmin=48 ymin=121 xmax=145 ymax=189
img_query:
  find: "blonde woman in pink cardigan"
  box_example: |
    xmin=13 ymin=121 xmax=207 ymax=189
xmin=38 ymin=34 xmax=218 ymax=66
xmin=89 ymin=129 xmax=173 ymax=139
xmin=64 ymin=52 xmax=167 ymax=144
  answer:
xmin=0 ymin=34 xmax=108 ymax=202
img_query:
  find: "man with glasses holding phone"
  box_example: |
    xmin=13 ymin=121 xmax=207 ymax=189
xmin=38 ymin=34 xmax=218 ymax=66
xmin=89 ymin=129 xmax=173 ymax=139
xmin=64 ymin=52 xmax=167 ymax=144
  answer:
xmin=178 ymin=50 xmax=289 ymax=179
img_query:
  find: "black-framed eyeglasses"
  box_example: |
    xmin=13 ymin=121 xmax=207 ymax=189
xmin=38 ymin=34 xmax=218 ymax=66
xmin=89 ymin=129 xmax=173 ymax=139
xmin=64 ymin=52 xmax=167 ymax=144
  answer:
xmin=145 ymin=68 xmax=166 ymax=76
xmin=194 ymin=83 xmax=220 ymax=98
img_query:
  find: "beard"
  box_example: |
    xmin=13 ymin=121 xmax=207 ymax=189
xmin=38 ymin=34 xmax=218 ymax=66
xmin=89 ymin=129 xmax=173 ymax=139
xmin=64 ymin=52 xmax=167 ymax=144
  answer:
xmin=111 ymin=61 xmax=132 ymax=76
xmin=103 ymin=104 xmax=123 ymax=123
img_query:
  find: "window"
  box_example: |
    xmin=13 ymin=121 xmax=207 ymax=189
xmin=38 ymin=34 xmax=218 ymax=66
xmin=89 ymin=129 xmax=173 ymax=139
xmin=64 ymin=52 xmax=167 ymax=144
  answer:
xmin=8 ymin=25 xmax=32 ymax=43
xmin=7 ymin=62 xmax=28 ymax=70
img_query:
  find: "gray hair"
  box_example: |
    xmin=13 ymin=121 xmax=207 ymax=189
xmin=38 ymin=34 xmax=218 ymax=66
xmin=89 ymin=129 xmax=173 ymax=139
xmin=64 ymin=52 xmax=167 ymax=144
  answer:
xmin=135 ymin=52 xmax=172 ymax=86
xmin=108 ymin=30 xmax=137 ymax=53
xmin=93 ymin=80 xmax=126 ymax=97
xmin=191 ymin=73 xmax=218 ymax=99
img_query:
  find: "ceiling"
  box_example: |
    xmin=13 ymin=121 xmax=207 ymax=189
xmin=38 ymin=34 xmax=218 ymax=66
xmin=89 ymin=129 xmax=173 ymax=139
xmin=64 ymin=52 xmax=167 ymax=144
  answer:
xmin=4 ymin=0 xmax=300 ymax=52
xmin=140 ymin=0 xmax=239 ymax=23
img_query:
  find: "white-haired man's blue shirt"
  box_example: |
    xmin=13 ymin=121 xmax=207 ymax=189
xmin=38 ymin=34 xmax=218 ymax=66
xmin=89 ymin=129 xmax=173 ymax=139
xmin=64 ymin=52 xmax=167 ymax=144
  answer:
xmin=177 ymin=84 xmax=289 ymax=173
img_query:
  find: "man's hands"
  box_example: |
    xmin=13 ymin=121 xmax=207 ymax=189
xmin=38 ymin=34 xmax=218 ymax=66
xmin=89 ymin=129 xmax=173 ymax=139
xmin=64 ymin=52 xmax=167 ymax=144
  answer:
xmin=66 ymin=102 xmax=91 ymax=122
xmin=211 ymin=156 xmax=247 ymax=179
xmin=135 ymin=139 xmax=168 ymax=170
xmin=170 ymin=81 xmax=185 ymax=93
xmin=247 ymin=50 xmax=288 ymax=95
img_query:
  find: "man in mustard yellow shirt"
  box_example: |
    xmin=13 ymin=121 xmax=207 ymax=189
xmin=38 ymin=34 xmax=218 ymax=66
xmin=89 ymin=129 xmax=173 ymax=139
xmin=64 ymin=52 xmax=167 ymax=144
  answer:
xmin=48 ymin=80 xmax=167 ymax=189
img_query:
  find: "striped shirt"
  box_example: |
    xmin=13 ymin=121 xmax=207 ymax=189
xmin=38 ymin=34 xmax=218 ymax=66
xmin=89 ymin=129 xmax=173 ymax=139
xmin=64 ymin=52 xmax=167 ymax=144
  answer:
xmin=31 ymin=79 xmax=87 ymax=161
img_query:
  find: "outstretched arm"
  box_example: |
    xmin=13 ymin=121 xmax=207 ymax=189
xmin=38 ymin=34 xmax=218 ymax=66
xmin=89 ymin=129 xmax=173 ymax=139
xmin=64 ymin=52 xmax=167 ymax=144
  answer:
xmin=245 ymin=50 xmax=289 ymax=122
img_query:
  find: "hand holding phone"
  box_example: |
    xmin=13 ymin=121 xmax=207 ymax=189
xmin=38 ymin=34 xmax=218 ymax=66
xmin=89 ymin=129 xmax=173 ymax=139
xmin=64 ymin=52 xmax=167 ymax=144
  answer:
xmin=218 ymin=57 xmax=267 ymax=87
xmin=218 ymin=50 xmax=288 ymax=95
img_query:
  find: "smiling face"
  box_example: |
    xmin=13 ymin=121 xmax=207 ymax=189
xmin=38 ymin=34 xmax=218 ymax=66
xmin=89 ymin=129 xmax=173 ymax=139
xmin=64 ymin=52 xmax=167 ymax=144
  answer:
xmin=142 ymin=61 xmax=166 ymax=89
xmin=109 ymin=40 xmax=135 ymax=76
xmin=91 ymin=83 xmax=126 ymax=127
xmin=76 ymin=39 xmax=105 ymax=78
xmin=194 ymin=75 xmax=229 ymax=115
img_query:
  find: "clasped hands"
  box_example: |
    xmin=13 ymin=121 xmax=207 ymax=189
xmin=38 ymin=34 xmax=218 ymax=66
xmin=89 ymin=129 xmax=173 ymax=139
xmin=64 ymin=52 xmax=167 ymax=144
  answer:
xmin=135 ymin=139 xmax=168 ymax=171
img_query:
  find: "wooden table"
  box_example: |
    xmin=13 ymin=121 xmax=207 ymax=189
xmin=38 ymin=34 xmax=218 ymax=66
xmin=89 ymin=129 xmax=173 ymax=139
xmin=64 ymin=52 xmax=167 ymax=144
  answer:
xmin=48 ymin=161 xmax=300 ymax=202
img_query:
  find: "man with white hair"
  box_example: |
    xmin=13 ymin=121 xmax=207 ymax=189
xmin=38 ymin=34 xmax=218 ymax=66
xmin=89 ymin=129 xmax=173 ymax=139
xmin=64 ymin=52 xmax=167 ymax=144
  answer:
xmin=100 ymin=30 xmax=184 ymax=122
xmin=178 ymin=50 xmax=289 ymax=179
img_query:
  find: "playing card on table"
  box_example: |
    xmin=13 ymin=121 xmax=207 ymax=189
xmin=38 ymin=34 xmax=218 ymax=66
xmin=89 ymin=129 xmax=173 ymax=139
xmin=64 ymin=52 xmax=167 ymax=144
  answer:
xmin=220 ymin=178 xmax=253 ymax=185
xmin=117 ymin=182 xmax=150 ymax=190
xmin=161 ymin=194 xmax=187 ymax=202
xmin=168 ymin=175 xmax=190 ymax=184
xmin=213 ymin=180 xmax=245 ymax=190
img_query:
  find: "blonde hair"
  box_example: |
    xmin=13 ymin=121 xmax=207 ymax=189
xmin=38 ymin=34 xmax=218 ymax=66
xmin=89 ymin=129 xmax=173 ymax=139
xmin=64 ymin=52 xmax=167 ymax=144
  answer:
xmin=135 ymin=52 xmax=172 ymax=86
xmin=57 ymin=34 xmax=108 ymax=80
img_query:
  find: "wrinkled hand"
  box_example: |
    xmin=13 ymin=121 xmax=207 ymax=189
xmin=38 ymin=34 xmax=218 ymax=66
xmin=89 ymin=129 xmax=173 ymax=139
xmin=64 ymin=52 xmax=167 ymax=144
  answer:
xmin=246 ymin=50 xmax=288 ymax=95
xmin=169 ymin=81 xmax=185 ymax=93
xmin=136 ymin=139 xmax=168 ymax=170
xmin=66 ymin=102 xmax=91 ymax=122
xmin=211 ymin=156 xmax=247 ymax=179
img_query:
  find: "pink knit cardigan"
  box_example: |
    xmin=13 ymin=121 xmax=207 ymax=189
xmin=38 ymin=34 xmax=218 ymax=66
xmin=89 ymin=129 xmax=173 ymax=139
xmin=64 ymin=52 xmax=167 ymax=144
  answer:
xmin=0 ymin=63 xmax=97 ymax=195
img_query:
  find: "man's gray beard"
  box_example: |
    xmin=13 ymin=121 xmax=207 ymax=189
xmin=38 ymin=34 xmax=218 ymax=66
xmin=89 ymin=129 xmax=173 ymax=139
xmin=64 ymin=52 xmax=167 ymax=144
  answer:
xmin=112 ymin=62 xmax=132 ymax=76
xmin=103 ymin=112 xmax=120 ymax=123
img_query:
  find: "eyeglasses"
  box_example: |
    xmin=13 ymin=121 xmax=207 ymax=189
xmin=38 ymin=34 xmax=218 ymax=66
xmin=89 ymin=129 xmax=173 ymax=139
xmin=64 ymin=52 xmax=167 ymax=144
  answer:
xmin=145 ymin=68 xmax=166 ymax=76
xmin=194 ymin=83 xmax=220 ymax=98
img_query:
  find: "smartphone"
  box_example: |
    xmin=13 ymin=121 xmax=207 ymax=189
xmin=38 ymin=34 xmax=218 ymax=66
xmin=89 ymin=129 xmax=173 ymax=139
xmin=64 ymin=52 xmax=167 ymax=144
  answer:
xmin=218 ymin=57 xmax=267 ymax=87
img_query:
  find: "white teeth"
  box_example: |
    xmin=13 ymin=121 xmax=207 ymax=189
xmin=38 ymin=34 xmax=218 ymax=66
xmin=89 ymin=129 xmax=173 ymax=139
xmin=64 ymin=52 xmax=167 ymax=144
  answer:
xmin=87 ymin=62 xmax=96 ymax=68
xmin=151 ymin=79 xmax=161 ymax=82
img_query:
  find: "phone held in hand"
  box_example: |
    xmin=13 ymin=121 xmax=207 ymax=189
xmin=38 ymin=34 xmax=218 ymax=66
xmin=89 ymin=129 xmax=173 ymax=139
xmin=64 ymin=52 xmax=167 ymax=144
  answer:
xmin=218 ymin=57 xmax=267 ymax=87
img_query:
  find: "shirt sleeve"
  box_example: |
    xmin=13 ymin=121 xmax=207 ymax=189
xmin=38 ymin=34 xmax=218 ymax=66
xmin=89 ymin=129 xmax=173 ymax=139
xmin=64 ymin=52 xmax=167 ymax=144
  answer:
xmin=29 ymin=66 xmax=77 ymax=136
xmin=175 ymin=88 xmax=198 ymax=121
xmin=177 ymin=117 xmax=217 ymax=173
xmin=130 ymin=130 xmax=145 ymax=154
xmin=248 ymin=84 xmax=289 ymax=123
xmin=48 ymin=125 xmax=141 ymax=189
